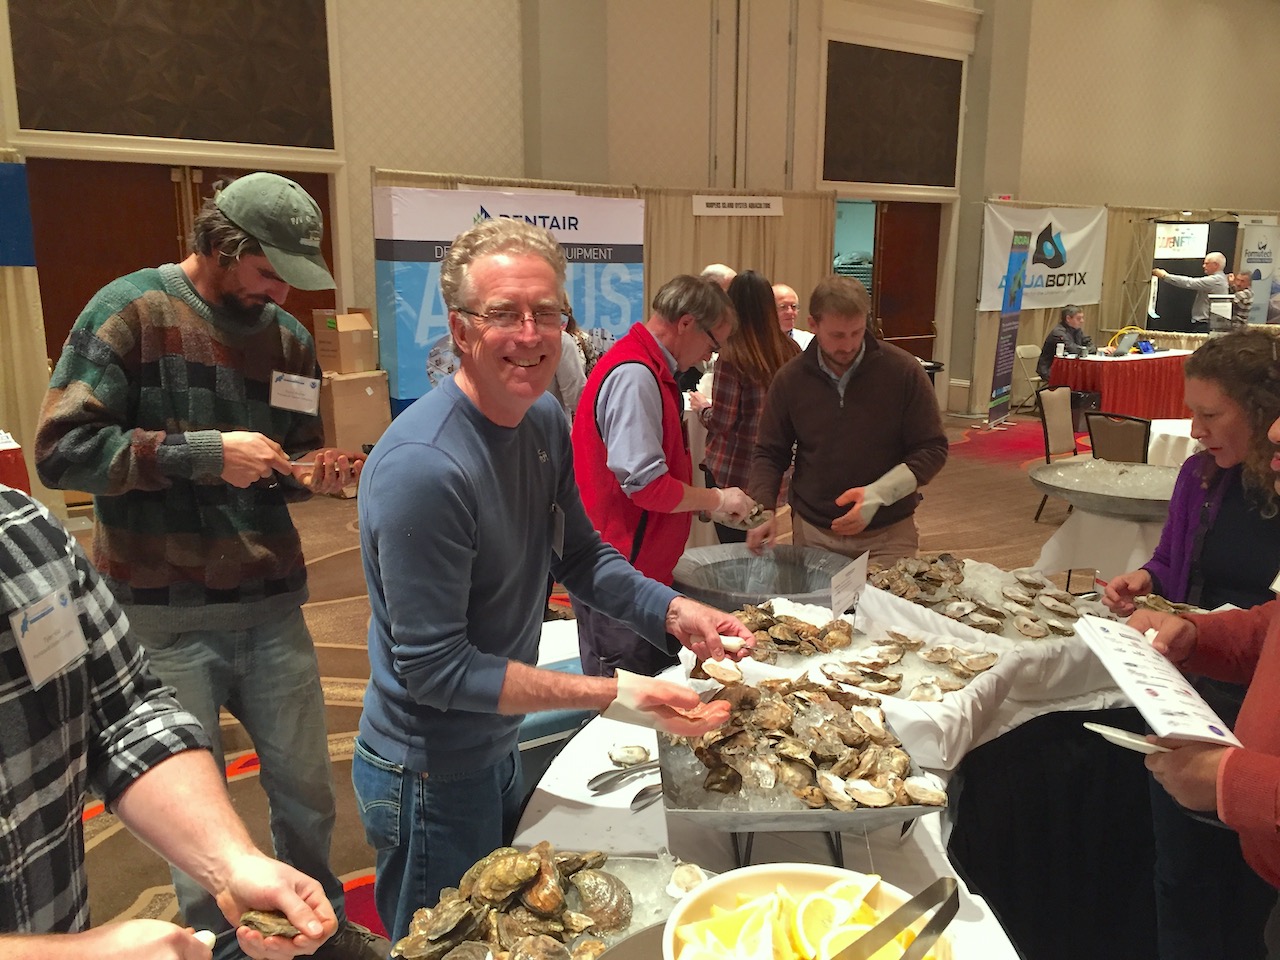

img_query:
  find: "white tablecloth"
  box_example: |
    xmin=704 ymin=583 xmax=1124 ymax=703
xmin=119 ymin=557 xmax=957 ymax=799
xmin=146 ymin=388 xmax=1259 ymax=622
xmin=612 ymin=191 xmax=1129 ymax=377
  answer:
xmin=1033 ymin=509 xmax=1165 ymax=581
xmin=1147 ymin=418 xmax=1200 ymax=467
xmin=513 ymin=716 xmax=1022 ymax=960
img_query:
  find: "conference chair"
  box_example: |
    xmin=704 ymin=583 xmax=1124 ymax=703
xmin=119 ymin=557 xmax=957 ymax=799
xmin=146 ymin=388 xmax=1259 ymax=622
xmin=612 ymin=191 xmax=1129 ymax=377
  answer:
xmin=1034 ymin=385 xmax=1084 ymax=523
xmin=1085 ymin=412 xmax=1152 ymax=465
xmin=1013 ymin=344 xmax=1044 ymax=414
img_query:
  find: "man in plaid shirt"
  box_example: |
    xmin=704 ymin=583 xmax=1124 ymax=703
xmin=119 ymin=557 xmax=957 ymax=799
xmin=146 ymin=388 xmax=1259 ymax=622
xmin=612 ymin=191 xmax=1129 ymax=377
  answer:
xmin=0 ymin=485 xmax=336 ymax=958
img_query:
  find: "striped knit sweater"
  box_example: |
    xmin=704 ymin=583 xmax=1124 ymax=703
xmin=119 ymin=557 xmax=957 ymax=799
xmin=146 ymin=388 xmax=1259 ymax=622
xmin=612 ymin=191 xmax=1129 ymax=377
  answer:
xmin=34 ymin=263 xmax=322 ymax=632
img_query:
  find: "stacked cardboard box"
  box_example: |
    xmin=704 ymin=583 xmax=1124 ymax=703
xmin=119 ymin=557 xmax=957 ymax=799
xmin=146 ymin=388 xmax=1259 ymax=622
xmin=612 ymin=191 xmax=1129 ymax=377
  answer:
xmin=311 ymin=309 xmax=389 ymax=496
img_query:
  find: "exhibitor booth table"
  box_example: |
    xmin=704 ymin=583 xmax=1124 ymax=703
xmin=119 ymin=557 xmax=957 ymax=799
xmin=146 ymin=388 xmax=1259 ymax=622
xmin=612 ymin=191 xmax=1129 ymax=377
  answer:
xmin=1049 ymin=350 xmax=1192 ymax=420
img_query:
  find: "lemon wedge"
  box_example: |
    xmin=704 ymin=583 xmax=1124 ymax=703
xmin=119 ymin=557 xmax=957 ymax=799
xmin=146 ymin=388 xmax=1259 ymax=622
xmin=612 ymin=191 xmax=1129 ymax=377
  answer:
xmin=793 ymin=891 xmax=857 ymax=959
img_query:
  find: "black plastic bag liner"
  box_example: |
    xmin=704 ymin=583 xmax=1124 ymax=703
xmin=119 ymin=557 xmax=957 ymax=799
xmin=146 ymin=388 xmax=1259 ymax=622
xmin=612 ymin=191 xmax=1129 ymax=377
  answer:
xmin=672 ymin=544 xmax=851 ymax=610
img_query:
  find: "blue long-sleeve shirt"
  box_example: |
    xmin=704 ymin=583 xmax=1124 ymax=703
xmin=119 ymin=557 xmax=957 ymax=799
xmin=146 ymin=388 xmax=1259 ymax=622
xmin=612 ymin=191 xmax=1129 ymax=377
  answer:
xmin=357 ymin=377 xmax=677 ymax=775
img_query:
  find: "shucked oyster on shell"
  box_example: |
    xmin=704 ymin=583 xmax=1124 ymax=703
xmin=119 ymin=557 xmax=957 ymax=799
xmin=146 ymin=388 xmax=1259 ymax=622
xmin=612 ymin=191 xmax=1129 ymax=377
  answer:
xmin=607 ymin=745 xmax=650 ymax=768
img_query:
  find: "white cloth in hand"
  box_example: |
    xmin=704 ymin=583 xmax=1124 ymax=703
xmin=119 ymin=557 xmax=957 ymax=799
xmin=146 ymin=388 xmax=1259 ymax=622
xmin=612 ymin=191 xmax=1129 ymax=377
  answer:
xmin=858 ymin=463 xmax=918 ymax=527
xmin=709 ymin=486 xmax=756 ymax=524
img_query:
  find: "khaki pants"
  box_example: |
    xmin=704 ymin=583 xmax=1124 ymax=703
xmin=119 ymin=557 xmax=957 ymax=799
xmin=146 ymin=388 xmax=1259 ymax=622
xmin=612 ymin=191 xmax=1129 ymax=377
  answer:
xmin=791 ymin=512 xmax=919 ymax=568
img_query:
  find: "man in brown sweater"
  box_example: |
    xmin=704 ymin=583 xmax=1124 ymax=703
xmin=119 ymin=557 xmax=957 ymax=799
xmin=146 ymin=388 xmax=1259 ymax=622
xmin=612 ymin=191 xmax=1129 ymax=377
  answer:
xmin=746 ymin=275 xmax=948 ymax=566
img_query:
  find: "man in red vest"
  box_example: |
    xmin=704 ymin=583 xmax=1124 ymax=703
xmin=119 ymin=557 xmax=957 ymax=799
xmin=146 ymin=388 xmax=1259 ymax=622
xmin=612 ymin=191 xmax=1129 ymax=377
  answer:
xmin=572 ymin=275 xmax=757 ymax=676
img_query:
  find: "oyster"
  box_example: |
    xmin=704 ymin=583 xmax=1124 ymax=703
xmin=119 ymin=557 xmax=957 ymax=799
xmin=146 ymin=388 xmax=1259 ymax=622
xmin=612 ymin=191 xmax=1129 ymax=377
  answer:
xmin=886 ymin=629 xmax=926 ymax=650
xmin=474 ymin=851 xmax=541 ymax=905
xmin=571 ymin=940 xmax=609 ymax=960
xmin=1014 ymin=615 xmax=1049 ymax=639
xmin=957 ymin=650 xmax=999 ymax=671
xmin=666 ymin=862 xmax=708 ymax=898
xmin=520 ymin=841 xmax=565 ymax=918
xmin=795 ymin=785 xmax=828 ymax=808
xmin=918 ymin=644 xmax=955 ymax=664
xmin=847 ymin=778 xmax=895 ymax=807
xmin=1013 ymin=570 xmax=1048 ymax=589
xmin=509 ymin=935 xmax=571 ymax=960
xmin=942 ymin=600 xmax=977 ymax=620
xmin=568 ymin=869 xmax=633 ymax=933
xmin=908 ymin=681 xmax=943 ymax=702
xmin=440 ymin=943 xmax=492 ymax=960
xmin=1001 ymin=584 xmax=1036 ymax=605
xmin=750 ymin=695 xmax=794 ymax=731
xmin=607 ymin=745 xmax=650 ymax=768
xmin=701 ymin=658 xmax=743 ymax=684
xmin=1045 ymin=618 xmax=1074 ymax=636
xmin=965 ymin=612 xmax=1003 ymax=633
xmin=904 ymin=776 xmax=947 ymax=806
xmin=458 ymin=847 xmax=518 ymax=899
xmin=817 ymin=770 xmax=857 ymax=811
xmin=859 ymin=673 xmax=903 ymax=695
xmin=932 ymin=675 xmax=967 ymax=693
xmin=1038 ymin=595 xmax=1079 ymax=619
xmin=239 ymin=911 xmax=301 ymax=939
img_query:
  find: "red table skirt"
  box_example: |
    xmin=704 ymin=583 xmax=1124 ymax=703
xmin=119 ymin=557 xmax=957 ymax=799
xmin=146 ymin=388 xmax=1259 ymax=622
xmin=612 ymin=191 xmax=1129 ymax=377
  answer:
xmin=1048 ymin=354 xmax=1192 ymax=420
xmin=0 ymin=445 xmax=31 ymax=494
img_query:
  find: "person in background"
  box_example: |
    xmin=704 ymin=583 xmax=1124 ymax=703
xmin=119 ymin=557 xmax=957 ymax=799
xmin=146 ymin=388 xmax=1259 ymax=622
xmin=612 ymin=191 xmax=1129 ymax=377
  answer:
xmin=1036 ymin=304 xmax=1111 ymax=381
xmin=1104 ymin=330 xmax=1280 ymax=960
xmin=700 ymin=263 xmax=736 ymax=292
xmin=747 ymin=275 xmax=947 ymax=566
xmin=1153 ymin=252 xmax=1229 ymax=334
xmin=690 ymin=270 xmax=801 ymax=544
xmin=1230 ymin=272 xmax=1254 ymax=329
xmin=33 ymin=173 xmax=384 ymax=960
xmin=1131 ymin=410 xmax=1280 ymax=956
xmin=0 ymin=485 xmax=338 ymax=960
xmin=354 ymin=219 xmax=752 ymax=942
xmin=548 ymin=300 xmax=586 ymax=423
xmin=773 ymin=282 xmax=813 ymax=348
xmin=573 ymin=275 xmax=757 ymax=676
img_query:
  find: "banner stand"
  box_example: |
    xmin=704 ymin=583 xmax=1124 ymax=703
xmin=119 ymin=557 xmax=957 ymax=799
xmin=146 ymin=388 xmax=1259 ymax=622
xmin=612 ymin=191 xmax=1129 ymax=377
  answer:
xmin=983 ymin=229 xmax=1031 ymax=431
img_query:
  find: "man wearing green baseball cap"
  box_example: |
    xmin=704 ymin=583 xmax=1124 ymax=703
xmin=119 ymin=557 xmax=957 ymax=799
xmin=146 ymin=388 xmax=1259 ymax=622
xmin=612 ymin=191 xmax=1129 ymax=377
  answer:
xmin=35 ymin=173 xmax=386 ymax=960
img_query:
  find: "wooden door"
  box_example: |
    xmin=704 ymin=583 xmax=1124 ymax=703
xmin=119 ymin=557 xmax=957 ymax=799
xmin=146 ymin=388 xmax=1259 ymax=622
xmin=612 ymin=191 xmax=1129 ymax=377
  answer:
xmin=26 ymin=158 xmax=184 ymax=360
xmin=872 ymin=201 xmax=941 ymax=360
xmin=26 ymin=159 xmax=337 ymax=361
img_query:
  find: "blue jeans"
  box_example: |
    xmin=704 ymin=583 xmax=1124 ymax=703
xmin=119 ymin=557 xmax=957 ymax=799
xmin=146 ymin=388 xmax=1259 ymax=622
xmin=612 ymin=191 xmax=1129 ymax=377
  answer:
xmin=351 ymin=737 xmax=523 ymax=944
xmin=134 ymin=609 xmax=346 ymax=960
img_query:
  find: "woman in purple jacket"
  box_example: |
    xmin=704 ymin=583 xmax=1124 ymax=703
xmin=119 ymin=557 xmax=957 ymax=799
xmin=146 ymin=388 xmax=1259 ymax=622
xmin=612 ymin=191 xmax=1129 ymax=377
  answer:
xmin=1103 ymin=328 xmax=1280 ymax=960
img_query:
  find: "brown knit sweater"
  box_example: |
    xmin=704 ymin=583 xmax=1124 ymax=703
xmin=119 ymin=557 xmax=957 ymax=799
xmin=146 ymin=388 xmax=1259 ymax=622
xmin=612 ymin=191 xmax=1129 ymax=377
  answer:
xmin=748 ymin=336 xmax=948 ymax=531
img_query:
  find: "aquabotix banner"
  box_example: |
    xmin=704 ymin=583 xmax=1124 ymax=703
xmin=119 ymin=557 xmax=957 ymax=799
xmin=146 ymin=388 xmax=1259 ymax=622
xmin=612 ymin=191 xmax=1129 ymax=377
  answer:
xmin=979 ymin=204 xmax=1106 ymax=312
xmin=373 ymin=187 xmax=645 ymax=401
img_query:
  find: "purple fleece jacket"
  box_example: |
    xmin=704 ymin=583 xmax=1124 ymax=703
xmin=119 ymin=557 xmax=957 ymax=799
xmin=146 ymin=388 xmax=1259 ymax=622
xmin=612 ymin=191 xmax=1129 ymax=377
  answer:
xmin=1142 ymin=452 xmax=1229 ymax=602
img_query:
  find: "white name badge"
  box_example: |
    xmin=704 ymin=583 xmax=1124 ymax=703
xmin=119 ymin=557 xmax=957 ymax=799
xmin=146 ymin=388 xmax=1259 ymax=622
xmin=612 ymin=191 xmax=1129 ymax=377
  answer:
xmin=9 ymin=587 xmax=87 ymax=689
xmin=270 ymin=371 xmax=321 ymax=415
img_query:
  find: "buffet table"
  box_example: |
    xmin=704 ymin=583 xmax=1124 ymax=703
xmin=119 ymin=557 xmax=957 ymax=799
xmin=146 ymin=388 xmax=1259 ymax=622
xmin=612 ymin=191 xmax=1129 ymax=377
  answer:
xmin=1049 ymin=350 xmax=1192 ymax=419
xmin=513 ymin=715 xmax=1022 ymax=960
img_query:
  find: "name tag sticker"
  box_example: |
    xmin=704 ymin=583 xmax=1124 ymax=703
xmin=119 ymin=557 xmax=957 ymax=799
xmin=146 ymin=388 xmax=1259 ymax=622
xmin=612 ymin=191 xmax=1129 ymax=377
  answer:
xmin=270 ymin=371 xmax=321 ymax=415
xmin=9 ymin=588 xmax=86 ymax=689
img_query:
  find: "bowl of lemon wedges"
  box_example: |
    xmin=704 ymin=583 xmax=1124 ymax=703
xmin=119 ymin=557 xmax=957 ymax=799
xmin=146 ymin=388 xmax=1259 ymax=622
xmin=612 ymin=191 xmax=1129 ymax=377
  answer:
xmin=662 ymin=862 xmax=951 ymax=960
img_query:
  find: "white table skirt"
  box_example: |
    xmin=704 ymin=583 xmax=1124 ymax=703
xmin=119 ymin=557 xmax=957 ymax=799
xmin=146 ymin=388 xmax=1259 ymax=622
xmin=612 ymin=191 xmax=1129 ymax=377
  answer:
xmin=1033 ymin=509 xmax=1165 ymax=581
xmin=514 ymin=716 xmax=1021 ymax=960
xmin=1147 ymin=418 xmax=1200 ymax=467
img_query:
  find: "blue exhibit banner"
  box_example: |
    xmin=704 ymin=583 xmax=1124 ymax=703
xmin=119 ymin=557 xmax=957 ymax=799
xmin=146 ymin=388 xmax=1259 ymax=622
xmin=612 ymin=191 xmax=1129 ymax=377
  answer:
xmin=0 ymin=164 xmax=36 ymax=267
xmin=373 ymin=188 xmax=645 ymax=401
xmin=987 ymin=229 xmax=1031 ymax=425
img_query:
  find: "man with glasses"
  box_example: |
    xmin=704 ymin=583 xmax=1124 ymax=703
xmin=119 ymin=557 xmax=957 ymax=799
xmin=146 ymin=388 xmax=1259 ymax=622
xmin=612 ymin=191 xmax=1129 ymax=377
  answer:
xmin=35 ymin=173 xmax=384 ymax=960
xmin=774 ymin=282 xmax=813 ymax=348
xmin=353 ymin=221 xmax=752 ymax=943
xmin=572 ymin=275 xmax=758 ymax=677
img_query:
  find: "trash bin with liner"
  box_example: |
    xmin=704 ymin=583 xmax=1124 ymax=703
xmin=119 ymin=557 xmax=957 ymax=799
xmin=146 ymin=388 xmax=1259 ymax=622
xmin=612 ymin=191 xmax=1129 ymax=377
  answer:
xmin=672 ymin=544 xmax=852 ymax=611
xmin=1069 ymin=390 xmax=1101 ymax=433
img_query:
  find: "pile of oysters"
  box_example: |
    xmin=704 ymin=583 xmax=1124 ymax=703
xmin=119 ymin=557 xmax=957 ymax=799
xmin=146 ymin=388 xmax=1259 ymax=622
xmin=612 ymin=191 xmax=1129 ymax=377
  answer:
xmin=729 ymin=601 xmax=855 ymax=663
xmin=675 ymin=674 xmax=945 ymax=812
xmin=390 ymin=842 xmax=630 ymax=960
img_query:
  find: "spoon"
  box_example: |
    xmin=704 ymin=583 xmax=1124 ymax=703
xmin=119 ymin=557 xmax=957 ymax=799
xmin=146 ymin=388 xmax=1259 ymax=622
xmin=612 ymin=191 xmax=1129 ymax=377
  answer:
xmin=630 ymin=782 xmax=664 ymax=813
xmin=587 ymin=759 xmax=660 ymax=792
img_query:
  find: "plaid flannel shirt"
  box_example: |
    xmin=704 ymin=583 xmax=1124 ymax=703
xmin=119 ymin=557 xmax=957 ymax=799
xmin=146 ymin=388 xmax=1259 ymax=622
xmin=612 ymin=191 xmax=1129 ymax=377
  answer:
xmin=700 ymin=360 xmax=768 ymax=490
xmin=0 ymin=486 xmax=208 ymax=934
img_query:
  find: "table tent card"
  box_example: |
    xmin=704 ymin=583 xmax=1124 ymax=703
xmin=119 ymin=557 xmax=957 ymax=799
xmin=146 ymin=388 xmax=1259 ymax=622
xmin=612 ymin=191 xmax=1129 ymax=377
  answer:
xmin=1075 ymin=614 xmax=1241 ymax=746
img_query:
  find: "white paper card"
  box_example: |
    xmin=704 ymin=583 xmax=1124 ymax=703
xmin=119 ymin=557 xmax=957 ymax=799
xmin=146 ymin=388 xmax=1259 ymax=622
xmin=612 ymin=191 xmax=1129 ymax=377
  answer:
xmin=1076 ymin=614 xmax=1241 ymax=746
xmin=830 ymin=552 xmax=869 ymax=616
xmin=8 ymin=588 xmax=86 ymax=689
xmin=269 ymin=371 xmax=321 ymax=415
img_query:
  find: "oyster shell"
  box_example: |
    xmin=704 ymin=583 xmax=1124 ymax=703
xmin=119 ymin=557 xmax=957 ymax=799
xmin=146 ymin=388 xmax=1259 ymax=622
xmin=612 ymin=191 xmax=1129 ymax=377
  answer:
xmin=1045 ymin=618 xmax=1075 ymax=636
xmin=239 ymin=911 xmax=301 ymax=939
xmin=568 ymin=869 xmax=633 ymax=933
xmin=1014 ymin=615 xmax=1049 ymax=639
xmin=700 ymin=658 xmax=743 ymax=684
xmin=958 ymin=650 xmax=999 ymax=671
xmin=886 ymin=629 xmax=926 ymax=650
xmin=904 ymin=776 xmax=947 ymax=806
xmin=607 ymin=745 xmax=650 ymax=767
xmin=509 ymin=934 xmax=571 ymax=960
xmin=571 ymin=940 xmax=609 ymax=960
xmin=918 ymin=644 xmax=955 ymax=664
xmin=817 ymin=770 xmax=857 ymax=810
xmin=908 ymin=681 xmax=943 ymax=702
xmin=474 ymin=852 xmax=541 ymax=905
xmin=1001 ymin=584 xmax=1036 ymax=605
xmin=1038 ymin=595 xmax=1079 ymax=619
xmin=847 ymin=778 xmax=896 ymax=807
xmin=666 ymin=862 xmax=708 ymax=898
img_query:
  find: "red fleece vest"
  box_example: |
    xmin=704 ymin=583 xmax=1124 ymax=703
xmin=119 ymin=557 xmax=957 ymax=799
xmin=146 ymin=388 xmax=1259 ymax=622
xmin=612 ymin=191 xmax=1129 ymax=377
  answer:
xmin=572 ymin=323 xmax=692 ymax=584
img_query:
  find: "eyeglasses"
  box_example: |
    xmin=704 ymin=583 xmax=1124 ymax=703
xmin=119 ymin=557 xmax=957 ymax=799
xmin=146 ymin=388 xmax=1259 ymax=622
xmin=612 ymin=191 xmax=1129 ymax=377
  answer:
xmin=454 ymin=307 xmax=568 ymax=331
xmin=702 ymin=326 xmax=721 ymax=352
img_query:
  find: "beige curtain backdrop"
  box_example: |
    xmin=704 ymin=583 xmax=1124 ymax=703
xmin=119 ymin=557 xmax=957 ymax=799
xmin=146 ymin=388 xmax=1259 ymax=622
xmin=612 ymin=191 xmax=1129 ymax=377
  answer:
xmin=0 ymin=151 xmax=64 ymax=519
xmin=371 ymin=169 xmax=835 ymax=319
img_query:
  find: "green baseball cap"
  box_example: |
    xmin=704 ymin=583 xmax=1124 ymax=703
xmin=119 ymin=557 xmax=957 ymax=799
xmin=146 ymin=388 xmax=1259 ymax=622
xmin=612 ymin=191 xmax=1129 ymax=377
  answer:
xmin=214 ymin=172 xmax=335 ymax=290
